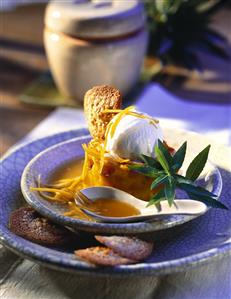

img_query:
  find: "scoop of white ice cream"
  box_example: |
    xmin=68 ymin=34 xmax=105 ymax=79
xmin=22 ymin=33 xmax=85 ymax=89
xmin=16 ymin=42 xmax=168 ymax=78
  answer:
xmin=106 ymin=111 xmax=163 ymax=161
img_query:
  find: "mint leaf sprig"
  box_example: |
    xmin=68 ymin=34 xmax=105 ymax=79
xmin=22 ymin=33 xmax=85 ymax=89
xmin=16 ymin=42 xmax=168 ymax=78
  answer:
xmin=128 ymin=140 xmax=228 ymax=210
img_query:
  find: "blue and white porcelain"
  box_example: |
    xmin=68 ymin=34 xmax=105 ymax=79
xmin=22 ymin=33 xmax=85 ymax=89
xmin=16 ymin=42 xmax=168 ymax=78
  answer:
xmin=0 ymin=128 xmax=230 ymax=275
xmin=21 ymin=135 xmax=222 ymax=234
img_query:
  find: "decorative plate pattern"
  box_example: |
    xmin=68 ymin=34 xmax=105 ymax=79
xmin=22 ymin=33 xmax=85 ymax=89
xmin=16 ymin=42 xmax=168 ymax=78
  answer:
xmin=0 ymin=129 xmax=230 ymax=275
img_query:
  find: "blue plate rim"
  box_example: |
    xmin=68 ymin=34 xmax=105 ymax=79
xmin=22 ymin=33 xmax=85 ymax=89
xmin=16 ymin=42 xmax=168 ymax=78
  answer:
xmin=0 ymin=129 xmax=230 ymax=276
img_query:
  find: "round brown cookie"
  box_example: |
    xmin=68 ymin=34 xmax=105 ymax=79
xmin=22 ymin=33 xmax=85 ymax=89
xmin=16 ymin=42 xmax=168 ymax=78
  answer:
xmin=84 ymin=85 xmax=122 ymax=140
xmin=75 ymin=246 xmax=135 ymax=266
xmin=95 ymin=236 xmax=153 ymax=261
xmin=9 ymin=207 xmax=74 ymax=246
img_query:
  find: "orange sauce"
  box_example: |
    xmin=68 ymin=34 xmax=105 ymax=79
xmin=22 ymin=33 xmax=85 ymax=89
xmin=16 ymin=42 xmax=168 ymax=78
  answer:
xmin=50 ymin=158 xmax=84 ymax=182
xmin=49 ymin=157 xmax=154 ymax=201
xmin=89 ymin=198 xmax=140 ymax=217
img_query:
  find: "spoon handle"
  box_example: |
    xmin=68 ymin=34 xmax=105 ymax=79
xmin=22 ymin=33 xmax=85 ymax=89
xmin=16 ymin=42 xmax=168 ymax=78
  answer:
xmin=141 ymin=200 xmax=207 ymax=216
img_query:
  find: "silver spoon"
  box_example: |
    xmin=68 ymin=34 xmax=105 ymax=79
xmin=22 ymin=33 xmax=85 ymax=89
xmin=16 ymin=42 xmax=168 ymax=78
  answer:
xmin=75 ymin=186 xmax=208 ymax=223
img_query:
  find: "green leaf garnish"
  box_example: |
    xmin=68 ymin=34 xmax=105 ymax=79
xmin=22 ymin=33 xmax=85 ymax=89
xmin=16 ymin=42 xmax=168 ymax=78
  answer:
xmin=146 ymin=189 xmax=165 ymax=207
xmin=188 ymin=192 xmax=228 ymax=210
xmin=129 ymin=140 xmax=228 ymax=210
xmin=128 ymin=164 xmax=163 ymax=178
xmin=177 ymin=182 xmax=217 ymax=198
xmin=140 ymin=154 xmax=161 ymax=169
xmin=165 ymin=176 xmax=175 ymax=206
xmin=157 ymin=140 xmax=173 ymax=167
xmin=146 ymin=197 xmax=162 ymax=208
xmin=172 ymin=141 xmax=187 ymax=171
xmin=186 ymin=145 xmax=211 ymax=181
xmin=175 ymin=174 xmax=193 ymax=185
xmin=155 ymin=142 xmax=170 ymax=174
xmin=151 ymin=174 xmax=168 ymax=190
xmin=152 ymin=189 xmax=165 ymax=200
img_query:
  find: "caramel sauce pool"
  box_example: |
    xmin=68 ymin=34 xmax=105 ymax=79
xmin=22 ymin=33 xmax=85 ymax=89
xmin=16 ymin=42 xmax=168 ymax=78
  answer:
xmin=89 ymin=199 xmax=140 ymax=217
xmin=50 ymin=158 xmax=84 ymax=182
xmin=50 ymin=158 xmax=141 ymax=218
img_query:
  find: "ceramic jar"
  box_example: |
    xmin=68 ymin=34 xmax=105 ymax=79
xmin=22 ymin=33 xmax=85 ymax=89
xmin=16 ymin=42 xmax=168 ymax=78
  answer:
xmin=44 ymin=0 xmax=148 ymax=102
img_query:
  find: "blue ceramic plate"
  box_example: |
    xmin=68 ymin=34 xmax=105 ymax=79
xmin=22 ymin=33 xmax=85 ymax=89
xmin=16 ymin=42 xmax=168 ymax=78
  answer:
xmin=21 ymin=135 xmax=222 ymax=234
xmin=0 ymin=129 xmax=230 ymax=275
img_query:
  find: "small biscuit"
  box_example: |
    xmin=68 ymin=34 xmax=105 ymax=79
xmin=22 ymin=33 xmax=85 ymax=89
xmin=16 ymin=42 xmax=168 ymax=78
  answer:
xmin=9 ymin=207 xmax=74 ymax=247
xmin=75 ymin=246 xmax=135 ymax=266
xmin=95 ymin=236 xmax=153 ymax=261
xmin=84 ymin=85 xmax=122 ymax=140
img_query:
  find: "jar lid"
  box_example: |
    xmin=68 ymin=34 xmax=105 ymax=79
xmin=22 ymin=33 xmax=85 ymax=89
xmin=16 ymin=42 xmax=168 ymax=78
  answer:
xmin=45 ymin=0 xmax=146 ymax=39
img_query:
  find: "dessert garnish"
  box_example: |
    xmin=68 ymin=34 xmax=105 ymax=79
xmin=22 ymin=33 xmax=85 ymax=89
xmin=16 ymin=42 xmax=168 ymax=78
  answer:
xmin=129 ymin=140 xmax=228 ymax=210
xmin=75 ymin=247 xmax=136 ymax=266
xmin=30 ymin=85 xmax=227 ymax=221
xmin=9 ymin=207 xmax=75 ymax=246
xmin=9 ymin=208 xmax=153 ymax=265
xmin=84 ymin=85 xmax=122 ymax=141
xmin=75 ymin=236 xmax=153 ymax=266
xmin=95 ymin=235 xmax=153 ymax=261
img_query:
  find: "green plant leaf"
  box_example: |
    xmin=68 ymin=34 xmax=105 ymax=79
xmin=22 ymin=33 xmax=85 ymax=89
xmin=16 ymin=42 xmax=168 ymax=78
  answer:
xmin=153 ymin=189 xmax=166 ymax=199
xmin=187 ymin=192 xmax=228 ymax=210
xmin=165 ymin=176 xmax=175 ymax=206
xmin=140 ymin=154 xmax=162 ymax=169
xmin=147 ymin=189 xmax=166 ymax=207
xmin=145 ymin=0 xmax=229 ymax=71
xmin=146 ymin=197 xmax=162 ymax=208
xmin=158 ymin=139 xmax=173 ymax=167
xmin=151 ymin=174 xmax=168 ymax=190
xmin=178 ymin=182 xmax=217 ymax=198
xmin=175 ymin=174 xmax=193 ymax=185
xmin=128 ymin=164 xmax=163 ymax=178
xmin=172 ymin=141 xmax=187 ymax=171
xmin=156 ymin=0 xmax=169 ymax=20
xmin=186 ymin=145 xmax=211 ymax=181
xmin=155 ymin=143 xmax=170 ymax=174
xmin=132 ymin=139 xmax=228 ymax=211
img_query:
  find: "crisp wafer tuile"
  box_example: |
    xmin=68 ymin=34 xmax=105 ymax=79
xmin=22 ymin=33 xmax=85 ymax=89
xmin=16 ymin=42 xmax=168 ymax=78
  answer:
xmin=84 ymin=85 xmax=122 ymax=140
xmin=75 ymin=246 xmax=136 ymax=266
xmin=95 ymin=235 xmax=153 ymax=261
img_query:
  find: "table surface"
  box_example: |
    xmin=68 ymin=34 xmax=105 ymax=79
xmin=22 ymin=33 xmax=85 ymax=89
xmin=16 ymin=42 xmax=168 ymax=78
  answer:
xmin=1 ymin=107 xmax=231 ymax=299
xmin=0 ymin=4 xmax=231 ymax=299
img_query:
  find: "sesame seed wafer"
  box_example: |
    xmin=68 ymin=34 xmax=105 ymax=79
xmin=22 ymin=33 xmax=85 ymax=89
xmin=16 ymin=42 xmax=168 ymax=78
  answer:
xmin=95 ymin=236 xmax=153 ymax=261
xmin=75 ymin=246 xmax=135 ymax=266
xmin=84 ymin=85 xmax=122 ymax=140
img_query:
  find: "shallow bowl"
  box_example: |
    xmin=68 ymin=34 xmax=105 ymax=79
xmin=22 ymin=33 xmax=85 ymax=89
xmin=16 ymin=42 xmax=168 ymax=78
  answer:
xmin=21 ymin=133 xmax=222 ymax=234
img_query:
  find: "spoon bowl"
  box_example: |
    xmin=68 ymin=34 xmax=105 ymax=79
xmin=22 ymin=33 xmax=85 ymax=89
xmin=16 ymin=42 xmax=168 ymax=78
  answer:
xmin=76 ymin=187 xmax=208 ymax=223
